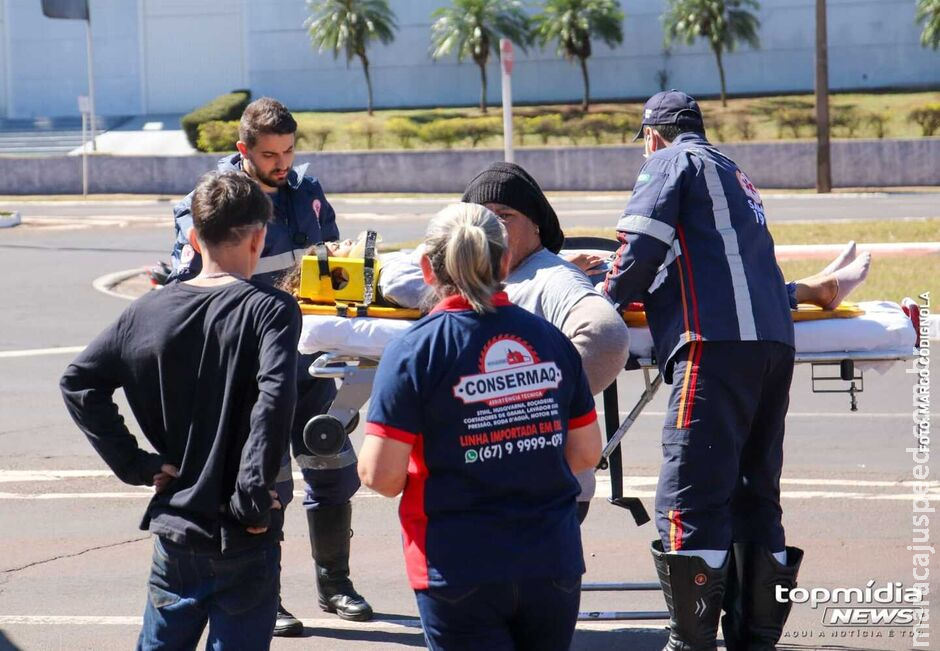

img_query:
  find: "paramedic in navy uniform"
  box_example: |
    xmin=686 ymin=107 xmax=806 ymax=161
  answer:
xmin=603 ymin=90 xmax=804 ymax=651
xmin=358 ymin=202 xmax=602 ymax=651
xmin=166 ymin=98 xmax=371 ymax=634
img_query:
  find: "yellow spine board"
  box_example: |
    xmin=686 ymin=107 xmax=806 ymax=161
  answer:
xmin=620 ymin=302 xmax=864 ymax=328
xmin=299 ymin=301 xmax=421 ymax=321
xmin=298 ymin=255 xmax=382 ymax=304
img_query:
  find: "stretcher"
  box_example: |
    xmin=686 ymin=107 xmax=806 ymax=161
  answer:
xmin=296 ymin=244 xmax=921 ymax=622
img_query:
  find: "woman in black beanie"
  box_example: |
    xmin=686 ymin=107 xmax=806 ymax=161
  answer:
xmin=462 ymin=161 xmax=632 ymax=523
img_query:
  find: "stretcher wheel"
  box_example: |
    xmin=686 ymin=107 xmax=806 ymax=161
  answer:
xmin=303 ymin=415 xmax=347 ymax=457
xmin=344 ymin=412 xmax=360 ymax=434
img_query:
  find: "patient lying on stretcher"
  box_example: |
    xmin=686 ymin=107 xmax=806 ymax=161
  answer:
xmin=287 ymin=236 xmax=872 ymax=314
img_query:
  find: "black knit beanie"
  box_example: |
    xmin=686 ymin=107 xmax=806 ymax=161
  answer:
xmin=461 ymin=162 xmax=564 ymax=254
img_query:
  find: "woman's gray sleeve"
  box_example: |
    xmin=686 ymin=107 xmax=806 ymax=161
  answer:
xmin=561 ymin=294 xmax=630 ymax=395
xmin=562 ymin=294 xmax=630 ymax=503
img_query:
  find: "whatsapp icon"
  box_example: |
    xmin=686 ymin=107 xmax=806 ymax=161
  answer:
xmin=465 ymin=449 xmax=479 ymax=463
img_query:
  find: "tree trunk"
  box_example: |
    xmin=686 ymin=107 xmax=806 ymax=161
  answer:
xmin=360 ymin=53 xmax=374 ymax=116
xmin=714 ymin=47 xmax=727 ymax=107
xmin=579 ymin=56 xmax=590 ymax=112
xmin=478 ymin=62 xmax=488 ymax=113
xmin=815 ymin=0 xmax=832 ymax=193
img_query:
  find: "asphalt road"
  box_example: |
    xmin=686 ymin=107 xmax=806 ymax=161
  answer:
xmin=0 ymin=219 xmax=937 ymax=651
xmin=2 ymin=190 xmax=939 ymax=247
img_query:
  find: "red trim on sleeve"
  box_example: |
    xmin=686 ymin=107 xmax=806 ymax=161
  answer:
xmin=569 ymin=409 xmax=598 ymax=430
xmin=364 ymin=422 xmax=418 ymax=445
xmin=400 ymin=437 xmax=430 ymax=589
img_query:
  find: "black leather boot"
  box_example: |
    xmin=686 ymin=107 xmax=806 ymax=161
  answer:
xmin=273 ymin=600 xmax=303 ymax=637
xmin=306 ymin=503 xmax=374 ymax=622
xmin=721 ymin=544 xmax=803 ymax=651
xmin=652 ymin=540 xmax=729 ymax=651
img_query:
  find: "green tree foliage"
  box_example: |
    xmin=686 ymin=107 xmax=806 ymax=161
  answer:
xmin=430 ymin=0 xmax=532 ymax=113
xmin=533 ymin=0 xmax=624 ymax=111
xmin=306 ymin=0 xmax=397 ymax=115
xmin=663 ymin=0 xmax=761 ymax=107
xmin=916 ymin=0 xmax=940 ymax=49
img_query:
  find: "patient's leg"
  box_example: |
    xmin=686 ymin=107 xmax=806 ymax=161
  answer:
xmin=794 ymin=252 xmax=871 ymax=309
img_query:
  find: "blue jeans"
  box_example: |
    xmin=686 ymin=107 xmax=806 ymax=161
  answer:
xmin=136 ymin=537 xmax=280 ymax=651
xmin=415 ymin=577 xmax=582 ymax=651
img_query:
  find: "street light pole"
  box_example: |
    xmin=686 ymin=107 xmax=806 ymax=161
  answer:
xmin=815 ymin=0 xmax=831 ymax=193
xmin=85 ymin=11 xmax=97 ymax=152
xmin=500 ymin=39 xmax=514 ymax=164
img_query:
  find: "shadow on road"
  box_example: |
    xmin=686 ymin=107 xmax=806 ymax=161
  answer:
xmin=299 ymin=626 xmax=425 ymax=647
xmin=294 ymin=619 xmax=671 ymax=650
xmin=572 ymin=627 xmax=669 ymax=650
xmin=0 ymin=630 xmax=22 ymax=651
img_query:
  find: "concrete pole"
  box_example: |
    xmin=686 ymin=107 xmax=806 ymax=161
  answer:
xmin=815 ymin=0 xmax=831 ymax=193
xmin=85 ymin=17 xmax=97 ymax=152
xmin=500 ymin=39 xmax=514 ymax=164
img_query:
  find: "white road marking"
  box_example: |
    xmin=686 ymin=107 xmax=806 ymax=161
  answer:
xmin=596 ymin=410 xmax=912 ymax=419
xmin=0 ymin=615 xmax=661 ymax=631
xmin=0 ymin=345 xmax=86 ymax=359
xmin=0 ymin=490 xmax=382 ymax=500
xmin=603 ymin=476 xmax=940 ymax=489
xmin=591 ymin=487 xmax=936 ymax=501
xmin=0 ymin=470 xmax=114 ymax=482
xmin=2 ymin=470 xmax=934 ymax=502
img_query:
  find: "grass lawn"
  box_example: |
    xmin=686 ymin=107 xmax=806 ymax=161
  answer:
xmin=290 ymin=90 xmax=940 ymax=153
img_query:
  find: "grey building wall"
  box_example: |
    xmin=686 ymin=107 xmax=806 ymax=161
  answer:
xmin=4 ymin=0 xmax=939 ymax=119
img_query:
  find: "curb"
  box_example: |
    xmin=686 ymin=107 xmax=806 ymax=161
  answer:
xmin=775 ymin=242 xmax=940 ymax=261
xmin=92 ymin=268 xmax=147 ymax=301
xmin=0 ymin=211 xmax=21 ymax=228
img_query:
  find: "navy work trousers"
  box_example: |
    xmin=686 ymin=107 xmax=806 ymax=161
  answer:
xmin=655 ymin=340 xmax=794 ymax=553
xmin=415 ymin=577 xmax=582 ymax=651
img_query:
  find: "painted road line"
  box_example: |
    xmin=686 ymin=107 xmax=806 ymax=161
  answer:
xmin=606 ymin=477 xmax=940 ymax=489
xmin=591 ymin=487 xmax=938 ymax=501
xmin=0 ymin=345 xmax=85 ymax=359
xmin=0 ymin=614 xmax=661 ymax=631
xmin=0 ymin=470 xmax=113 ymax=482
xmin=5 ymin=469 xmax=935 ymax=490
xmin=0 ymin=490 xmax=383 ymax=500
xmin=595 ymin=410 xmax=912 ymax=419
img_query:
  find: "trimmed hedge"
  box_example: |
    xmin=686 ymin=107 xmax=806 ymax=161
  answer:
xmin=196 ymin=120 xmax=240 ymax=153
xmin=386 ymin=117 xmax=420 ymax=148
xmin=909 ymin=104 xmax=940 ymax=137
xmin=182 ymin=90 xmax=251 ymax=149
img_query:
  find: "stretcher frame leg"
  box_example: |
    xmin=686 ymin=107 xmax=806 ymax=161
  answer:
xmin=296 ymin=354 xmax=378 ymax=471
xmin=578 ymin=367 xmax=668 ymax=622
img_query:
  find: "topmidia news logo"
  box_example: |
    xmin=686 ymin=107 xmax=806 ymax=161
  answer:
xmin=777 ymin=581 xmax=927 ymax=627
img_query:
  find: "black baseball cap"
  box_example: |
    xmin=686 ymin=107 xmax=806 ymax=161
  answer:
xmin=633 ymin=90 xmax=705 ymax=141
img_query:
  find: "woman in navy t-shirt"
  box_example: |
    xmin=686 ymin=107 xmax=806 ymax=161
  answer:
xmin=358 ymin=202 xmax=602 ymax=651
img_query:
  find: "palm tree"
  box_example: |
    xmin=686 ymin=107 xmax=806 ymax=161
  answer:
xmin=533 ymin=0 xmax=624 ymax=112
xmin=430 ymin=0 xmax=532 ymax=113
xmin=916 ymin=0 xmax=940 ymax=49
xmin=306 ymin=0 xmax=397 ymax=115
xmin=663 ymin=0 xmax=761 ymax=107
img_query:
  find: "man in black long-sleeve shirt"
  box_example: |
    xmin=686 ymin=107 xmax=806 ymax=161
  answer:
xmin=60 ymin=171 xmax=300 ymax=650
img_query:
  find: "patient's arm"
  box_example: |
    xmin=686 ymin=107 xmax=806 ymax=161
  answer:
xmin=561 ymin=295 xmax=630 ymax=394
